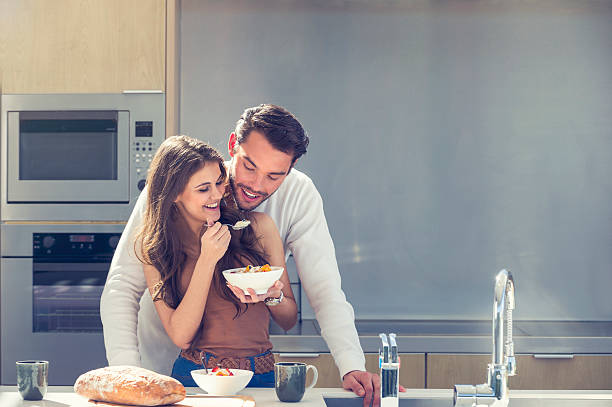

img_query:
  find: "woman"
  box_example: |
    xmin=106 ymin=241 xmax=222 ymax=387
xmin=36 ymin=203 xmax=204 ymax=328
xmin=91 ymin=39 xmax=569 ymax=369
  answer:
xmin=136 ymin=135 xmax=297 ymax=388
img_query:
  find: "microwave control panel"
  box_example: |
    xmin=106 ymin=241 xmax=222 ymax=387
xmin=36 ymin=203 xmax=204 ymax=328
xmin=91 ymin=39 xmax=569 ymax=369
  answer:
xmin=132 ymin=120 xmax=160 ymax=191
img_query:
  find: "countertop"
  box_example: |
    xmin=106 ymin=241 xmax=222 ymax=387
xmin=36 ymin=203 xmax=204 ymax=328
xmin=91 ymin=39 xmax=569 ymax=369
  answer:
xmin=2 ymin=386 xmax=612 ymax=407
xmin=270 ymin=319 xmax=612 ymax=354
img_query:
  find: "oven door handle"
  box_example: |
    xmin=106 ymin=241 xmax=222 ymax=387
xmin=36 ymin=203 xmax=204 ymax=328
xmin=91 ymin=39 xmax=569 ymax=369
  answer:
xmin=33 ymin=262 xmax=111 ymax=272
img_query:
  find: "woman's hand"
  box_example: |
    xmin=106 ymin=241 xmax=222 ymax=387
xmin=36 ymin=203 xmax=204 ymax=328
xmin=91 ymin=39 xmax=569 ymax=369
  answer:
xmin=199 ymin=222 xmax=231 ymax=264
xmin=227 ymin=280 xmax=284 ymax=303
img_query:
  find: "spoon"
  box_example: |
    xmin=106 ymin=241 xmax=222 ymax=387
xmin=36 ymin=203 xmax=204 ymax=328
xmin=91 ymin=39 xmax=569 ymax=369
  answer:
xmin=222 ymin=219 xmax=251 ymax=230
xmin=199 ymin=353 xmax=208 ymax=374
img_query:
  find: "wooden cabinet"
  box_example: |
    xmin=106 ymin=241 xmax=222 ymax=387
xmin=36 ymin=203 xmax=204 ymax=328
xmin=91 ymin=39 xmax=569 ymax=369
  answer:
xmin=510 ymin=354 xmax=612 ymax=390
xmin=275 ymin=353 xmax=342 ymax=388
xmin=0 ymin=0 xmax=165 ymax=93
xmin=426 ymin=354 xmax=490 ymax=389
xmin=274 ymin=353 xmax=425 ymax=389
xmin=426 ymin=354 xmax=612 ymax=390
xmin=365 ymin=353 xmax=425 ymax=389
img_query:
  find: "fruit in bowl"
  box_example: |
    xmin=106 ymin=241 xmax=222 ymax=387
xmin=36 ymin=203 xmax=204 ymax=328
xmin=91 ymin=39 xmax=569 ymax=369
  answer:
xmin=222 ymin=264 xmax=284 ymax=295
xmin=190 ymin=368 xmax=253 ymax=395
xmin=210 ymin=367 xmax=233 ymax=376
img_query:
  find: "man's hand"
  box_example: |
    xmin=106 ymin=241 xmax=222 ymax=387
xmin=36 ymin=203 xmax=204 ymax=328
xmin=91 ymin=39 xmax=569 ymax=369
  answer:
xmin=342 ymin=370 xmax=380 ymax=407
xmin=343 ymin=370 xmax=407 ymax=407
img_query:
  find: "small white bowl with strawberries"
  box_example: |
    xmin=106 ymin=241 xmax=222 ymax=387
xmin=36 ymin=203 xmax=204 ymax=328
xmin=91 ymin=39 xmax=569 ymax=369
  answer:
xmin=190 ymin=367 xmax=253 ymax=395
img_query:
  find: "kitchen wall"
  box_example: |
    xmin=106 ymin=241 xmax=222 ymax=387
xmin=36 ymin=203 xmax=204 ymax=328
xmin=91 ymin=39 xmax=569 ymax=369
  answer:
xmin=179 ymin=0 xmax=612 ymax=320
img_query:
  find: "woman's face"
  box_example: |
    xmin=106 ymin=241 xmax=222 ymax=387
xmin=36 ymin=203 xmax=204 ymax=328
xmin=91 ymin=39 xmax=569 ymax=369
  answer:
xmin=174 ymin=162 xmax=226 ymax=227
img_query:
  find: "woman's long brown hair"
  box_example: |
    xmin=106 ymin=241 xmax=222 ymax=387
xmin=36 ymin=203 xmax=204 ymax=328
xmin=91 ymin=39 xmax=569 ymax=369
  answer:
xmin=136 ymin=136 xmax=269 ymax=347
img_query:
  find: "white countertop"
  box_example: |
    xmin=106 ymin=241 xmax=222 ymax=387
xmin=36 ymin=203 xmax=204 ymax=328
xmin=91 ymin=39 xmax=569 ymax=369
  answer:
xmin=2 ymin=386 xmax=612 ymax=407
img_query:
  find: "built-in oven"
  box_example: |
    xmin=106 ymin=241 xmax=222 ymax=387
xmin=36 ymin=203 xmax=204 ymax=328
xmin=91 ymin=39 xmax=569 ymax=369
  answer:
xmin=0 ymin=223 xmax=124 ymax=385
xmin=1 ymin=93 xmax=164 ymax=221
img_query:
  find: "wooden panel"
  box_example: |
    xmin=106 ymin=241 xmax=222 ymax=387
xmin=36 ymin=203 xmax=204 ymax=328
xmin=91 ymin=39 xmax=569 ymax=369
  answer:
xmin=365 ymin=353 xmax=425 ymax=389
xmin=511 ymin=355 xmax=612 ymax=390
xmin=426 ymin=354 xmax=490 ymax=389
xmin=275 ymin=354 xmax=342 ymax=388
xmin=427 ymin=354 xmax=612 ymax=390
xmin=165 ymin=0 xmax=179 ymax=138
xmin=275 ymin=353 xmax=425 ymax=389
xmin=0 ymin=0 xmax=165 ymax=93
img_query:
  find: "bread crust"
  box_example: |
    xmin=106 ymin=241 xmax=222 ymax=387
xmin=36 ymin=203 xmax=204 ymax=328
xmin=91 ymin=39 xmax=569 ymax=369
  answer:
xmin=74 ymin=366 xmax=186 ymax=406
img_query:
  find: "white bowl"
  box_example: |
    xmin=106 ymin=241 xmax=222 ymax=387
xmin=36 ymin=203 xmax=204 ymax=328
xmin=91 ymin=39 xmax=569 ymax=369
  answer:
xmin=190 ymin=368 xmax=253 ymax=395
xmin=222 ymin=266 xmax=284 ymax=295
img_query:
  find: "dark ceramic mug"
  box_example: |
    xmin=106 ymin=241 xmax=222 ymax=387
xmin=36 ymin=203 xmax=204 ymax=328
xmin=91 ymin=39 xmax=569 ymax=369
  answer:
xmin=16 ymin=360 xmax=48 ymax=400
xmin=274 ymin=362 xmax=318 ymax=402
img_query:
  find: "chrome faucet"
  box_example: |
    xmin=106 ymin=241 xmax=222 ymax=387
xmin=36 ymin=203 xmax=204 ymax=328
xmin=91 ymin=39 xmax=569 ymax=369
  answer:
xmin=379 ymin=333 xmax=399 ymax=407
xmin=454 ymin=269 xmax=516 ymax=407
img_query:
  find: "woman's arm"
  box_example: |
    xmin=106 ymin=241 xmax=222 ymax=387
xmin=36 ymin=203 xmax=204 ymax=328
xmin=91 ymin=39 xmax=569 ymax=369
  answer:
xmin=228 ymin=212 xmax=298 ymax=331
xmin=143 ymin=222 xmax=231 ymax=349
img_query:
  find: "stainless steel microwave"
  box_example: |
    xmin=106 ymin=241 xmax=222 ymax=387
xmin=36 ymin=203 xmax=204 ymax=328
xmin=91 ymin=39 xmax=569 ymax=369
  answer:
xmin=1 ymin=93 xmax=165 ymax=221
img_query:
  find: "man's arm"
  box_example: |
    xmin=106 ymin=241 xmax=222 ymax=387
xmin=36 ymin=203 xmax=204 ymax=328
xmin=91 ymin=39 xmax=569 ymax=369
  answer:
xmin=286 ymin=178 xmax=365 ymax=377
xmin=100 ymin=189 xmax=148 ymax=366
xmin=286 ymin=178 xmax=384 ymax=406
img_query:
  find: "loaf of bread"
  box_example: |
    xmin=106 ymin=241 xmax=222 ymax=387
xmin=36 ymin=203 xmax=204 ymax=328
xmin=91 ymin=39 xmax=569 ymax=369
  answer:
xmin=74 ymin=366 xmax=186 ymax=406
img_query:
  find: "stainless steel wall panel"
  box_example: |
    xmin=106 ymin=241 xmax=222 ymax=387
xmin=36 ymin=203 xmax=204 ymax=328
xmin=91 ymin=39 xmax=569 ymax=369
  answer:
xmin=180 ymin=0 xmax=612 ymax=321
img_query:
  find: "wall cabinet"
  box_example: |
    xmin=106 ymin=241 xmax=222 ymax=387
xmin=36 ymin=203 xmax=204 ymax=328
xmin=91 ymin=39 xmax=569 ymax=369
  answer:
xmin=426 ymin=354 xmax=612 ymax=390
xmin=274 ymin=353 xmax=425 ymax=388
xmin=0 ymin=0 xmax=165 ymax=93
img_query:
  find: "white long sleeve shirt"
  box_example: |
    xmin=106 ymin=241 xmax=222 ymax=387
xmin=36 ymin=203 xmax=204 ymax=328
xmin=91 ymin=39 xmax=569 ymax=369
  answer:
xmin=100 ymin=168 xmax=365 ymax=378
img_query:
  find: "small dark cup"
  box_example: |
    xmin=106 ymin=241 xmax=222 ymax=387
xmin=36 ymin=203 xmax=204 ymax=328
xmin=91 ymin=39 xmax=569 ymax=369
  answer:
xmin=274 ymin=362 xmax=318 ymax=402
xmin=16 ymin=360 xmax=48 ymax=400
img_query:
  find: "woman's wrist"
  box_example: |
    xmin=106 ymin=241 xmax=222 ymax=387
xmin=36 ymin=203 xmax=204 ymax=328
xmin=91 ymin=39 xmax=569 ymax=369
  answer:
xmin=194 ymin=256 xmax=217 ymax=276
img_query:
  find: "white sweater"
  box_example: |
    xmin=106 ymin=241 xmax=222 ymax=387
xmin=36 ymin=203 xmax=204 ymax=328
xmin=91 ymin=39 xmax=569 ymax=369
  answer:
xmin=100 ymin=168 xmax=365 ymax=378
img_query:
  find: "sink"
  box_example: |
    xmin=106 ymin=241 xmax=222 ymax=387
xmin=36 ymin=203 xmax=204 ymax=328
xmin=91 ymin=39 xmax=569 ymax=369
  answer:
xmin=323 ymin=397 xmax=612 ymax=407
xmin=323 ymin=397 xmax=449 ymax=407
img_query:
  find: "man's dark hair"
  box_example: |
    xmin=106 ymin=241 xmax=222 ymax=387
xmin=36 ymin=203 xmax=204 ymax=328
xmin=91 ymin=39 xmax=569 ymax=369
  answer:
xmin=234 ymin=104 xmax=309 ymax=163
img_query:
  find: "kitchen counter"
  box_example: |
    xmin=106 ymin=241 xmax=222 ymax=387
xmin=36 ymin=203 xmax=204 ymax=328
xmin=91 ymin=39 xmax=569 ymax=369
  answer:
xmin=2 ymin=386 xmax=612 ymax=407
xmin=270 ymin=319 xmax=612 ymax=354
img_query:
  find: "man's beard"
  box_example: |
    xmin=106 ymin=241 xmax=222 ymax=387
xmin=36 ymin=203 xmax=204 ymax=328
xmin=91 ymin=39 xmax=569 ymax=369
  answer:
xmin=228 ymin=174 xmax=271 ymax=211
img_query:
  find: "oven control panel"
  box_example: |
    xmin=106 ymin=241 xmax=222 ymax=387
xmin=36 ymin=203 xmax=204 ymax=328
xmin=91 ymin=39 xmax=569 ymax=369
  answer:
xmin=33 ymin=233 xmax=122 ymax=257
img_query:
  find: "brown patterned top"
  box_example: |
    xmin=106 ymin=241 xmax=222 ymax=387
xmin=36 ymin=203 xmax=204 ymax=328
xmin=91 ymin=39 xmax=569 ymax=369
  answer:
xmin=178 ymin=222 xmax=272 ymax=358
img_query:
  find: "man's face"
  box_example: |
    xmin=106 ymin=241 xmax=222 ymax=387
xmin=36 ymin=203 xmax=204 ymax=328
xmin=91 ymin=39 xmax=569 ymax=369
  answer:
xmin=228 ymin=130 xmax=294 ymax=211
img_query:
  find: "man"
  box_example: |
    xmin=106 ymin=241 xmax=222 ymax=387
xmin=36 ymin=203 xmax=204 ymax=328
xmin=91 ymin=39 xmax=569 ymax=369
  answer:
xmin=101 ymin=104 xmax=383 ymax=406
